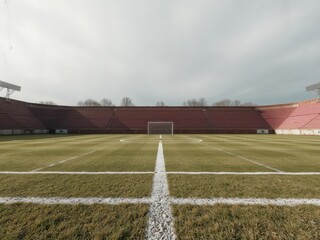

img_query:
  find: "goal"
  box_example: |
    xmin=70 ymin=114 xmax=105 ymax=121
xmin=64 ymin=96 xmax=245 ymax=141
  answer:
xmin=148 ymin=122 xmax=173 ymax=135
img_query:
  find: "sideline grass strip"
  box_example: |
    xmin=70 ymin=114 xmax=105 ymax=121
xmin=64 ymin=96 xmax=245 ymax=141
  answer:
xmin=164 ymin=143 xmax=269 ymax=172
xmin=0 ymin=204 xmax=148 ymax=239
xmin=0 ymin=135 xmax=134 ymax=172
xmin=0 ymin=141 xmax=121 ymax=172
xmin=0 ymin=175 xmax=153 ymax=198
xmin=198 ymin=134 xmax=320 ymax=172
xmin=173 ymin=205 xmax=320 ymax=240
xmin=48 ymin=142 xmax=157 ymax=172
xmin=168 ymin=175 xmax=320 ymax=199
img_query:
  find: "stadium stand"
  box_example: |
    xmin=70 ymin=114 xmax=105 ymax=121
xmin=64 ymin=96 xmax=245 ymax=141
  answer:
xmin=205 ymin=107 xmax=271 ymax=133
xmin=1 ymin=97 xmax=320 ymax=135
xmin=0 ymin=98 xmax=46 ymax=134
xmin=258 ymin=99 xmax=320 ymax=135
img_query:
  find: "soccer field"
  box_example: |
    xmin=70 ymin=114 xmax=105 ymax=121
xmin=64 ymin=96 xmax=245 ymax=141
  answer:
xmin=0 ymin=134 xmax=319 ymax=239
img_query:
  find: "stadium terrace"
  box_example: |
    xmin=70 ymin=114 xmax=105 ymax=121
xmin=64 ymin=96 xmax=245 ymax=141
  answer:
xmin=1 ymin=97 xmax=320 ymax=136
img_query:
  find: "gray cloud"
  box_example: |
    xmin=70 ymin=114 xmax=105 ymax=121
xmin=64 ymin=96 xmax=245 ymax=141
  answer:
xmin=0 ymin=0 xmax=319 ymax=106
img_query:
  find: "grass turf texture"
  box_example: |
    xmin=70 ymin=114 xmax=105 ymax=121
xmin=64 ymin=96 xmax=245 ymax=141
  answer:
xmin=165 ymin=134 xmax=320 ymax=172
xmin=173 ymin=205 xmax=320 ymax=240
xmin=164 ymin=142 xmax=268 ymax=172
xmin=168 ymin=175 xmax=320 ymax=198
xmin=0 ymin=174 xmax=152 ymax=198
xmin=47 ymin=142 xmax=157 ymax=172
xmin=0 ymin=203 xmax=148 ymax=240
xmin=199 ymin=134 xmax=320 ymax=172
xmin=0 ymin=135 xmax=157 ymax=172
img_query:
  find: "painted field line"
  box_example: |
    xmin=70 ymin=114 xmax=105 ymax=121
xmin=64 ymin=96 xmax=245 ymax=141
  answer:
xmin=119 ymin=135 xmax=149 ymax=143
xmin=0 ymin=197 xmax=151 ymax=205
xmin=31 ymin=146 xmax=108 ymax=172
xmin=120 ymin=139 xmax=202 ymax=143
xmin=4 ymin=135 xmax=115 ymax=145
xmin=167 ymin=172 xmax=320 ymax=175
xmin=147 ymin=141 xmax=176 ymax=240
xmin=181 ymin=135 xmax=203 ymax=142
xmin=183 ymin=135 xmax=282 ymax=172
xmin=171 ymin=198 xmax=320 ymax=206
xmin=200 ymin=141 xmax=283 ymax=172
xmin=1 ymin=171 xmax=319 ymax=175
xmin=2 ymin=196 xmax=319 ymax=206
xmin=0 ymin=171 xmax=154 ymax=175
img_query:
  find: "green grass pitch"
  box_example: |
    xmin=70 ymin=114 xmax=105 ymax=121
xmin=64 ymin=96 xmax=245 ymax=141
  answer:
xmin=0 ymin=134 xmax=319 ymax=239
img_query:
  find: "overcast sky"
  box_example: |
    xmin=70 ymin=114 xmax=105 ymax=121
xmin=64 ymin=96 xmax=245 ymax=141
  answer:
xmin=1 ymin=0 xmax=319 ymax=106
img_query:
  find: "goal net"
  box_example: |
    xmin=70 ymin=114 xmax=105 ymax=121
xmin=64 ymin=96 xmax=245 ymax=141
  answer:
xmin=148 ymin=122 xmax=173 ymax=135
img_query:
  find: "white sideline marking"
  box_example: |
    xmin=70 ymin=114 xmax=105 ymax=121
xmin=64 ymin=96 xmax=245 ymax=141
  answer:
xmin=167 ymin=172 xmax=320 ymax=175
xmin=0 ymin=197 xmax=151 ymax=205
xmin=170 ymin=198 xmax=320 ymax=206
xmin=183 ymin=135 xmax=282 ymax=172
xmin=160 ymin=135 xmax=162 ymax=139
xmin=1 ymin=171 xmax=319 ymax=175
xmin=0 ymin=171 xmax=154 ymax=175
xmin=1 ymin=196 xmax=319 ymax=207
xmin=147 ymin=141 xmax=176 ymax=240
xmin=182 ymin=135 xmax=203 ymax=143
xmin=204 ymin=143 xmax=282 ymax=172
xmin=31 ymin=146 xmax=108 ymax=172
xmin=120 ymin=139 xmax=202 ymax=143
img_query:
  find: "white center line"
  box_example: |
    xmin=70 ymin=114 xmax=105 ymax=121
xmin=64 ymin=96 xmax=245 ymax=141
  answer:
xmin=147 ymin=141 xmax=176 ymax=240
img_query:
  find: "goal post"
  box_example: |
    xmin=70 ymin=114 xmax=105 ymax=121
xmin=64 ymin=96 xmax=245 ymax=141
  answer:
xmin=148 ymin=122 xmax=173 ymax=135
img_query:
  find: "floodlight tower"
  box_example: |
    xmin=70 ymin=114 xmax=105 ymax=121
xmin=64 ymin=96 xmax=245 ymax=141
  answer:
xmin=0 ymin=80 xmax=21 ymax=100
xmin=306 ymin=83 xmax=320 ymax=100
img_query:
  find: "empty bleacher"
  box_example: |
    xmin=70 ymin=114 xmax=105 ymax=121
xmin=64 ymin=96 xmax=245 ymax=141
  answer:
xmin=0 ymin=98 xmax=46 ymax=130
xmin=258 ymin=105 xmax=297 ymax=129
xmin=1 ymin=97 xmax=320 ymax=134
xmin=107 ymin=107 xmax=213 ymax=133
xmin=205 ymin=107 xmax=271 ymax=132
xmin=258 ymin=100 xmax=320 ymax=132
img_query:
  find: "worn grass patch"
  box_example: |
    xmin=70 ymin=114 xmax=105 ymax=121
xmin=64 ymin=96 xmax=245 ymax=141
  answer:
xmin=0 ymin=174 xmax=152 ymax=198
xmin=173 ymin=205 xmax=320 ymax=240
xmin=168 ymin=175 xmax=320 ymax=198
xmin=0 ymin=203 xmax=148 ymax=240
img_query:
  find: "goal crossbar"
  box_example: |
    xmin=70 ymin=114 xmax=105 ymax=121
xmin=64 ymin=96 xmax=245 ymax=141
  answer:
xmin=148 ymin=122 xmax=173 ymax=135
